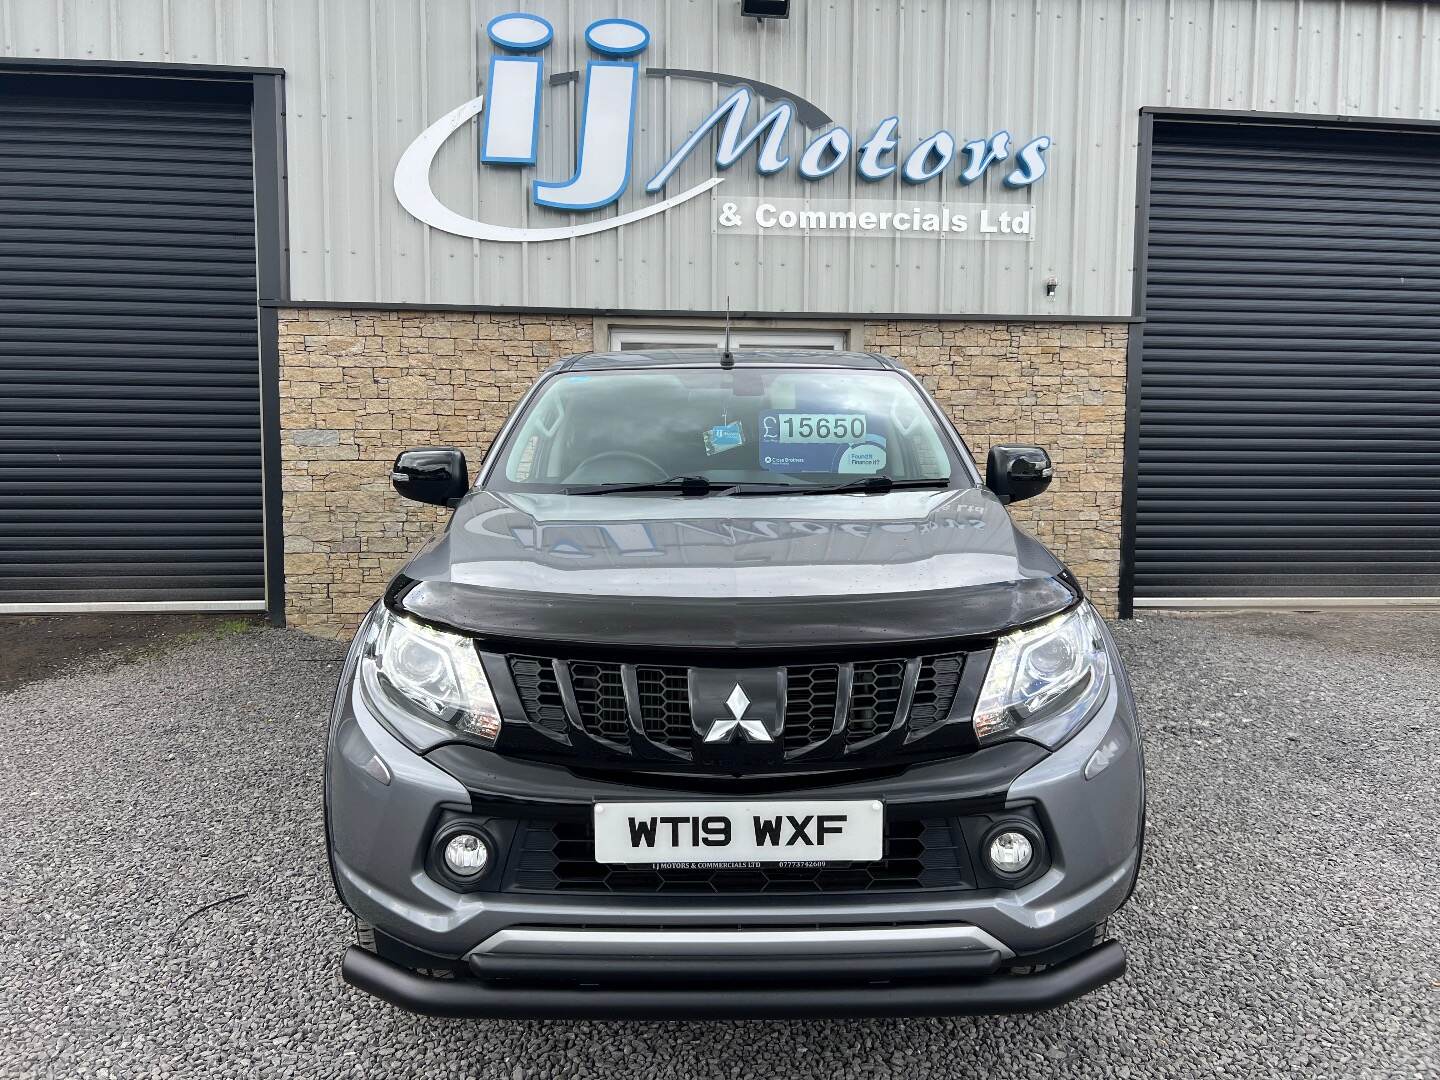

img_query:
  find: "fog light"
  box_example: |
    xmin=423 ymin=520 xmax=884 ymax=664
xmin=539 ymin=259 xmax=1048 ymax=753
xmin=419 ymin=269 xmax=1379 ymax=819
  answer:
xmin=443 ymin=832 xmax=490 ymax=877
xmin=987 ymin=830 xmax=1035 ymax=875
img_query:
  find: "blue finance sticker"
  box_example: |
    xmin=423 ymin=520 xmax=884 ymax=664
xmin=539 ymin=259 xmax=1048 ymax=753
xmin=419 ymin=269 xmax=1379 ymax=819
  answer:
xmin=704 ymin=420 xmax=745 ymax=456
xmin=759 ymin=411 xmax=887 ymax=473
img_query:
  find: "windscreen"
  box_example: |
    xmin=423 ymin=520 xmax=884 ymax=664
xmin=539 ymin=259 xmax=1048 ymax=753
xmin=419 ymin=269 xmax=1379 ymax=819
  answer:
xmin=494 ymin=365 xmax=962 ymax=491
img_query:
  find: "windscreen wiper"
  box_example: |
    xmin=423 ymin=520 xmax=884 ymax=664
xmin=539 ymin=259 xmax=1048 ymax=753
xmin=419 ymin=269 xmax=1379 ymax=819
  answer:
xmin=569 ymin=475 xmax=953 ymax=496
xmin=568 ymin=475 xmax=730 ymax=496
xmin=776 ymin=476 xmax=953 ymax=496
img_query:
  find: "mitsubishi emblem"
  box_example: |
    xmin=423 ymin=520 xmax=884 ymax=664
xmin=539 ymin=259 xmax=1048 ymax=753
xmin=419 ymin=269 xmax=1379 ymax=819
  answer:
xmin=704 ymin=683 xmax=772 ymax=743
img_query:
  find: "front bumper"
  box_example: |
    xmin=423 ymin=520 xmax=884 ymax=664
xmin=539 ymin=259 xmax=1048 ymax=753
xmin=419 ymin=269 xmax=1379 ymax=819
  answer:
xmin=324 ymin=628 xmax=1145 ymax=1017
xmin=342 ymin=937 xmax=1126 ymax=1019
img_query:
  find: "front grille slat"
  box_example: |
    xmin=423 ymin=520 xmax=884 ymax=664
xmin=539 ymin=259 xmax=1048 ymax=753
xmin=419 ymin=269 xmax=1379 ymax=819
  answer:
xmin=782 ymin=664 xmax=840 ymax=753
xmin=636 ymin=665 xmax=691 ymax=755
xmin=507 ymin=656 xmax=568 ymax=737
xmin=845 ymin=660 xmax=906 ymax=746
xmin=907 ymin=654 xmax=965 ymax=735
xmin=509 ymin=816 xmax=971 ymax=895
xmin=566 ymin=661 xmax=630 ymax=747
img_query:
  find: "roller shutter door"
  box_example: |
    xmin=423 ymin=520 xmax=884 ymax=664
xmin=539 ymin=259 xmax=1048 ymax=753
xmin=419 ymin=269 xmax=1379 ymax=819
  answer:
xmin=0 ymin=74 xmax=264 ymax=609
xmin=1134 ymin=118 xmax=1440 ymax=603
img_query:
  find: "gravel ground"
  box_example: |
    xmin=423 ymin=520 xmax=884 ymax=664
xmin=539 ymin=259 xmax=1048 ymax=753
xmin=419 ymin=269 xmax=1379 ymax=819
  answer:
xmin=0 ymin=612 xmax=1436 ymax=1079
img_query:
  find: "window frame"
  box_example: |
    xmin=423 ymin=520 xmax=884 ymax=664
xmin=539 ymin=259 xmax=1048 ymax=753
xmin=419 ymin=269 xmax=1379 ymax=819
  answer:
xmin=606 ymin=324 xmax=851 ymax=352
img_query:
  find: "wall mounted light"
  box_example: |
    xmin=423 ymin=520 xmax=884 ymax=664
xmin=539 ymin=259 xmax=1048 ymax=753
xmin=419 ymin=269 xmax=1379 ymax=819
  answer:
xmin=741 ymin=0 xmax=791 ymax=21
xmin=1045 ymin=276 xmax=1059 ymax=298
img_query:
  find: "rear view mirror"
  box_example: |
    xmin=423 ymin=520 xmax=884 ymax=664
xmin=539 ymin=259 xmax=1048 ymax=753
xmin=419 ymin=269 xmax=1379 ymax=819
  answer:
xmin=391 ymin=448 xmax=469 ymax=506
xmin=985 ymin=445 xmax=1053 ymax=505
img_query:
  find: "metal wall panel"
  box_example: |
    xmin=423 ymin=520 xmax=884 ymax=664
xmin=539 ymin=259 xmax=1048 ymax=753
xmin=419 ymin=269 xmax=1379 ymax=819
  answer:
xmin=1133 ymin=117 xmax=1440 ymax=600
xmin=4 ymin=0 xmax=1440 ymax=316
xmin=0 ymin=74 xmax=264 ymax=605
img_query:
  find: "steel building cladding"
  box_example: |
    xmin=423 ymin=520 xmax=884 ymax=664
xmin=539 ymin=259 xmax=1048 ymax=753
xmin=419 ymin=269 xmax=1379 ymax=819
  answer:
xmin=0 ymin=0 xmax=1437 ymax=630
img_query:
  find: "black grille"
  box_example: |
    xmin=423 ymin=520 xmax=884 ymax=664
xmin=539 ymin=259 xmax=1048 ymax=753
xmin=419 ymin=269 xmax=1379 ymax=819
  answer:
xmin=509 ymin=815 xmax=970 ymax=895
xmin=508 ymin=656 xmax=568 ymax=737
xmin=568 ymin=662 xmax=629 ymax=746
xmin=783 ymin=665 xmax=839 ymax=753
xmin=636 ymin=665 xmax=690 ymax=753
xmin=846 ymin=660 xmax=906 ymax=746
xmin=497 ymin=650 xmax=976 ymax=766
xmin=908 ymin=654 xmax=964 ymax=734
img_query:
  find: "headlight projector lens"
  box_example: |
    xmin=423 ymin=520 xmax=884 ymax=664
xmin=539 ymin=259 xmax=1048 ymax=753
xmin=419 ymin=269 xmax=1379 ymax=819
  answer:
xmin=987 ymin=830 xmax=1035 ymax=875
xmin=443 ymin=833 xmax=490 ymax=877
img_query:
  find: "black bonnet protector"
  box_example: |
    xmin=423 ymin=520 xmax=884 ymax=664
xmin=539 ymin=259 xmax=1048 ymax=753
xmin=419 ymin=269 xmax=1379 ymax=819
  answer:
xmin=391 ymin=488 xmax=1079 ymax=651
xmin=395 ymin=575 xmax=1076 ymax=651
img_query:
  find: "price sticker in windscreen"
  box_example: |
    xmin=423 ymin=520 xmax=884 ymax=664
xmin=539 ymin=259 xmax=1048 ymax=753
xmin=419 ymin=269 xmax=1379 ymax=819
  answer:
xmin=760 ymin=411 xmax=883 ymax=473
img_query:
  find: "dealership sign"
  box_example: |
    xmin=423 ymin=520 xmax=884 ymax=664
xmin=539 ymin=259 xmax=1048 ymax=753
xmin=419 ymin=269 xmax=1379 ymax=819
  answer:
xmin=394 ymin=12 xmax=1051 ymax=244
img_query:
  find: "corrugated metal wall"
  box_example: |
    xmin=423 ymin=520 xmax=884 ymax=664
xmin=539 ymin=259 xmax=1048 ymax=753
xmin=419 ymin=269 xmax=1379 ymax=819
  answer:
xmin=5 ymin=0 xmax=1440 ymax=316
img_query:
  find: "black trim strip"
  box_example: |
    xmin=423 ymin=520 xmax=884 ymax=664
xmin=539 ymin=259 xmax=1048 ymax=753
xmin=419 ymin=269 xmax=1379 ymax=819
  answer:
xmin=1119 ymin=110 xmax=1154 ymax=620
xmin=1140 ymin=104 xmax=1440 ymax=135
xmin=0 ymin=57 xmax=284 ymax=77
xmin=252 ymin=73 xmax=289 ymax=624
xmin=257 ymin=307 xmax=286 ymax=625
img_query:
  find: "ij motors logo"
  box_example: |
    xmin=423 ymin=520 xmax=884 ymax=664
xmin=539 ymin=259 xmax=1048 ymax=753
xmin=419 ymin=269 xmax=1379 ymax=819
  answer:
xmin=394 ymin=12 xmax=1052 ymax=243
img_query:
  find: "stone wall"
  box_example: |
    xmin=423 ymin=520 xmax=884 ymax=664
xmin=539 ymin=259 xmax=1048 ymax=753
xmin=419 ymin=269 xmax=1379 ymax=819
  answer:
xmin=865 ymin=321 xmax=1129 ymax=615
xmin=277 ymin=310 xmax=592 ymax=637
xmin=278 ymin=310 xmax=1126 ymax=637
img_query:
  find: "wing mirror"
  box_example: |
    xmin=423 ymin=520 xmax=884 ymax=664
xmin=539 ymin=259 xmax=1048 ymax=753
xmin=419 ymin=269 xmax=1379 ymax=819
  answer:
xmin=985 ymin=445 xmax=1053 ymax=505
xmin=390 ymin=448 xmax=469 ymax=506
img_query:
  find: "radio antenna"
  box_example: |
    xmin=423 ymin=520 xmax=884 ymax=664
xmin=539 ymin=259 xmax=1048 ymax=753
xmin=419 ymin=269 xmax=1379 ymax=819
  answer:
xmin=721 ymin=296 xmax=734 ymax=368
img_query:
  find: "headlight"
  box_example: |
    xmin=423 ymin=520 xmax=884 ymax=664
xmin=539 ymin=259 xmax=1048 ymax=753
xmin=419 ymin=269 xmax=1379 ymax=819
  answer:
xmin=971 ymin=602 xmax=1110 ymax=748
xmin=361 ymin=607 xmax=502 ymax=744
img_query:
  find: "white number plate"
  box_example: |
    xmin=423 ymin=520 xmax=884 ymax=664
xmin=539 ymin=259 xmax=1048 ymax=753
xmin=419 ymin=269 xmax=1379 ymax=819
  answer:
xmin=592 ymin=800 xmax=884 ymax=865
